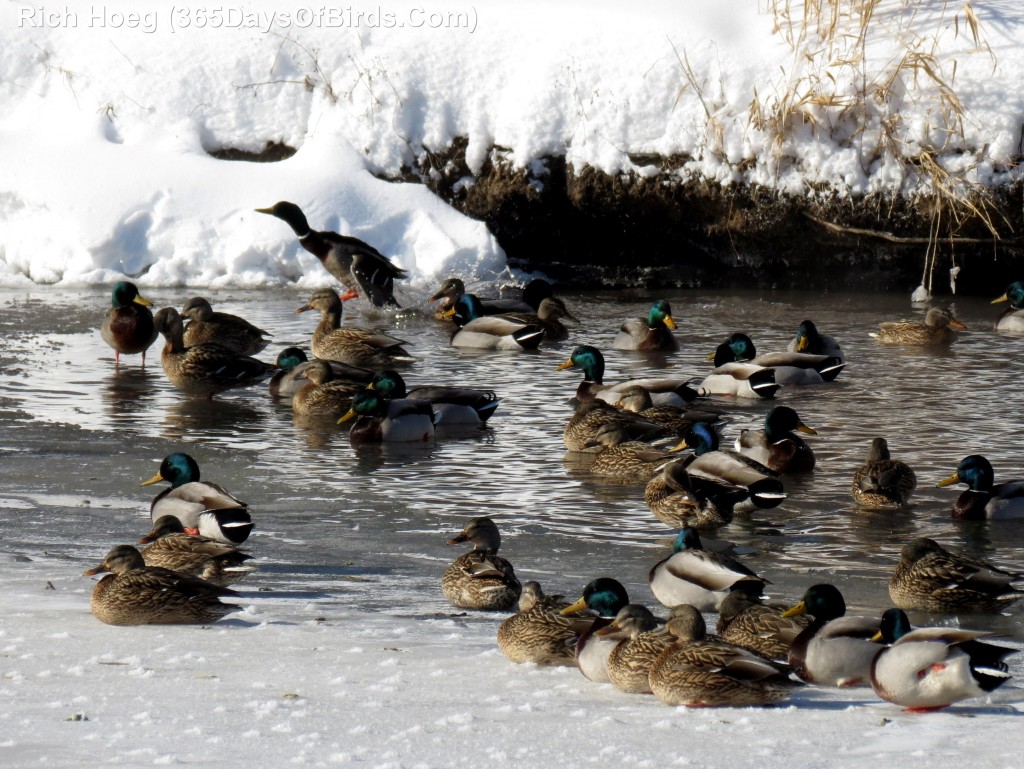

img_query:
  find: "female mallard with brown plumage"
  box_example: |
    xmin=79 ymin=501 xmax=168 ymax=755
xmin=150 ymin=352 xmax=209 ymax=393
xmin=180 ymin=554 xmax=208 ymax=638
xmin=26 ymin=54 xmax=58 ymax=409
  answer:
xmin=597 ymin=604 xmax=665 ymax=693
xmin=296 ymin=288 xmax=414 ymax=369
xmin=716 ymin=588 xmax=811 ymax=661
xmin=152 ymin=307 xmax=274 ymax=397
xmin=497 ymin=581 xmax=589 ymax=666
xmin=441 ymin=517 xmax=521 ymax=611
xmin=101 ymin=281 xmax=158 ymax=365
xmin=872 ymin=307 xmax=966 ymax=345
xmin=84 ymin=545 xmax=241 ymax=625
xmin=888 ymin=537 xmax=1024 ymax=613
xmin=583 ymin=421 xmax=672 ymax=482
xmin=564 ymin=400 xmax=669 ymax=453
xmin=614 ymin=384 xmax=723 ymax=436
xmin=648 ymin=604 xmax=801 ymax=707
xmin=181 ymin=296 xmax=271 ymax=356
xmin=292 ymin=359 xmax=362 ymax=418
xmin=138 ymin=515 xmax=254 ymax=587
xmin=851 ymin=438 xmax=917 ymax=509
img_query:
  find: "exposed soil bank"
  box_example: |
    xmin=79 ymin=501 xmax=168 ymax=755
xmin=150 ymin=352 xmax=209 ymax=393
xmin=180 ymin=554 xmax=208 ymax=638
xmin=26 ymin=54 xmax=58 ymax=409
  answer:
xmin=392 ymin=140 xmax=1024 ymax=295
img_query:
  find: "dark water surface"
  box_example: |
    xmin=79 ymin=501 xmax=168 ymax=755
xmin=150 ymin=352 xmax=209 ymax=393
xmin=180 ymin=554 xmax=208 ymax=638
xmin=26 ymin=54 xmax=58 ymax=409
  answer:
xmin=1 ymin=286 xmax=1021 ymax=636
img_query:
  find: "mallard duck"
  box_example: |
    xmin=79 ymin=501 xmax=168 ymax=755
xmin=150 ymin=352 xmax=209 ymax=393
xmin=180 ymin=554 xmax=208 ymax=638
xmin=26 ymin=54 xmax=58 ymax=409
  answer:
xmin=338 ymin=389 xmax=436 ymax=443
xmin=138 ymin=515 xmax=254 ymax=587
xmin=564 ymin=400 xmax=669 ymax=453
xmin=152 ymin=307 xmax=273 ymax=397
xmin=560 ymin=577 xmax=632 ymax=682
xmin=141 ymin=453 xmax=253 ymax=545
xmin=596 ymin=604 xmax=667 ymax=693
xmin=101 ymin=281 xmax=158 ymax=365
xmin=557 ymin=345 xmax=701 ymax=406
xmin=429 ymin=277 xmax=553 ymax=318
xmin=872 ymin=307 xmax=966 ymax=345
xmin=645 ymin=458 xmax=745 ymax=530
xmin=716 ymin=587 xmax=811 ymax=661
xmin=180 ymin=297 xmax=271 ymax=356
xmin=497 ymin=582 xmax=589 ymax=666
xmin=649 ymin=527 xmax=767 ymax=612
xmin=870 ymin=608 xmax=1017 ymax=712
xmin=583 ymin=422 xmax=672 ymax=481
xmin=84 ymin=545 xmax=241 ymax=625
xmin=296 ymin=289 xmax=414 ymax=369
xmin=443 ymin=294 xmax=545 ymax=350
xmin=708 ymin=333 xmax=845 ymax=386
xmin=937 ymin=455 xmax=1024 ymax=520
xmin=268 ymin=347 xmax=373 ymax=399
xmin=672 ymin=422 xmax=787 ymax=510
xmin=787 ymin=319 xmax=845 ymax=361
xmin=734 ymin=406 xmax=818 ymax=473
xmin=614 ymin=384 xmax=724 ymax=436
xmin=257 ymin=201 xmax=406 ymax=308
xmin=292 ymin=360 xmax=363 ymax=418
xmin=888 ymin=537 xmax=1024 ymax=613
xmin=991 ymin=281 xmax=1024 ymax=332
xmin=369 ymin=370 xmax=500 ymax=425
xmin=852 ymin=438 xmax=917 ymax=508
xmin=613 ymin=300 xmax=679 ymax=352
xmin=782 ymin=584 xmax=882 ymax=687
xmin=441 ymin=517 xmax=521 ymax=611
xmin=648 ymin=604 xmax=801 ymax=707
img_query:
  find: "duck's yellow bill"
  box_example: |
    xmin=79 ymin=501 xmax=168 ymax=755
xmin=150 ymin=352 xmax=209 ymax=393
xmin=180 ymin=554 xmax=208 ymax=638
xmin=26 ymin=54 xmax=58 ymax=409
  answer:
xmin=337 ymin=409 xmax=357 ymax=425
xmin=560 ymin=597 xmax=588 ymax=615
xmin=139 ymin=472 xmax=165 ymax=487
xmin=936 ymin=472 xmax=960 ymax=488
xmin=781 ymin=601 xmax=807 ymax=618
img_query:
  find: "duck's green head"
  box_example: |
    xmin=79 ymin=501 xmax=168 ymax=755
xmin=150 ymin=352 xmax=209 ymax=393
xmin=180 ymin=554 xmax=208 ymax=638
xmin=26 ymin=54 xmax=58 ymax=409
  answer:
xmin=255 ymin=201 xmax=310 ymax=236
xmin=993 ymin=281 xmax=1024 ymax=310
xmin=672 ymin=422 xmax=720 ymax=456
xmin=338 ymin=389 xmax=386 ymax=425
xmin=782 ymin=583 xmax=846 ymax=623
xmin=874 ymin=608 xmax=912 ymax=644
xmin=446 ymin=294 xmax=484 ymax=326
xmin=792 ymin=320 xmax=820 ymax=352
xmin=111 ymin=281 xmax=152 ymax=309
xmin=937 ymin=454 xmax=994 ymax=492
xmin=672 ymin=527 xmax=704 ymax=553
xmin=560 ymin=577 xmax=630 ymax=618
xmin=369 ymin=370 xmax=407 ymax=398
xmin=709 ymin=332 xmax=755 ymax=365
xmin=140 ymin=453 xmax=200 ymax=490
xmin=647 ymin=300 xmax=677 ymax=330
xmin=764 ymin=406 xmax=817 ymax=441
xmin=276 ymin=347 xmax=309 ymax=372
xmin=556 ymin=345 xmax=604 ymax=384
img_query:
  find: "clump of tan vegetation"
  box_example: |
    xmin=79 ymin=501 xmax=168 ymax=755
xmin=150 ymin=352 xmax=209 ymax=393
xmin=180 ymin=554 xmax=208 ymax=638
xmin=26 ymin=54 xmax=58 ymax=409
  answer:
xmin=758 ymin=0 xmax=1007 ymax=292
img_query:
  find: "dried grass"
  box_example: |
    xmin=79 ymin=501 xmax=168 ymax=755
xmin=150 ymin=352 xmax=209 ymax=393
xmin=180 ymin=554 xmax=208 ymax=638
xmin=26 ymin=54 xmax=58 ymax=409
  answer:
xmin=756 ymin=1 xmax=1003 ymax=288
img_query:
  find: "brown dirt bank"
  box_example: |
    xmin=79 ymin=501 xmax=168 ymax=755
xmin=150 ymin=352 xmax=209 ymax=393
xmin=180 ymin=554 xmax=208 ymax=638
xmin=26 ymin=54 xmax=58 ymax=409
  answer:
xmin=389 ymin=139 xmax=1024 ymax=295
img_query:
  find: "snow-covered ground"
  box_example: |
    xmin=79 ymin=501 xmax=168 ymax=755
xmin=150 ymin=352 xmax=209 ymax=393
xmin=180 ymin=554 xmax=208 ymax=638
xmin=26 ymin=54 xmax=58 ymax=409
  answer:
xmin=2 ymin=1 xmax=1022 ymax=289
xmin=4 ymin=4 xmax=1024 ymax=766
